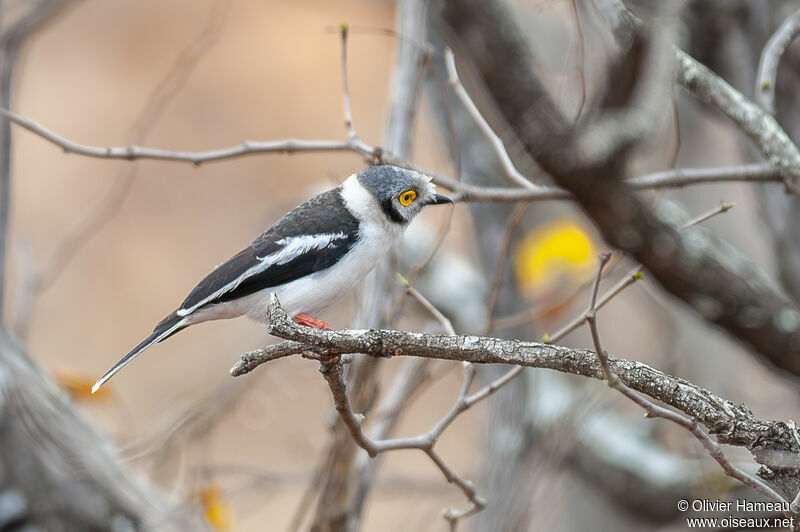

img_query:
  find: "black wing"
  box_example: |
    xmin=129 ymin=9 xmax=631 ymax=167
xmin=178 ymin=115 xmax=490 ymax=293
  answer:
xmin=178 ymin=187 xmax=360 ymax=314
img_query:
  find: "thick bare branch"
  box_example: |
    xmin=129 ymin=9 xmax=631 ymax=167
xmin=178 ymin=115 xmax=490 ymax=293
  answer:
xmin=442 ymin=0 xmax=800 ymax=377
xmin=230 ymin=295 xmax=800 ymax=457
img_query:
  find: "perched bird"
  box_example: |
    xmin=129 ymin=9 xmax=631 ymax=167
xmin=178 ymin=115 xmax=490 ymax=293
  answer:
xmin=92 ymin=165 xmax=452 ymax=393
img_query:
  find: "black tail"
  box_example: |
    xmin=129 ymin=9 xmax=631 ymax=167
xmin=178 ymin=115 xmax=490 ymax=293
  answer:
xmin=92 ymin=312 xmax=186 ymax=393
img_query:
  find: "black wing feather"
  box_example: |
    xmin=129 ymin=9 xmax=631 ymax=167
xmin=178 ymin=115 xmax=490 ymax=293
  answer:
xmin=179 ymin=187 xmax=360 ymax=312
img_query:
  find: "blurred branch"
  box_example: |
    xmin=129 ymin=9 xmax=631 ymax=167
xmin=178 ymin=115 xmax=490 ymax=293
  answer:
xmin=594 ymin=0 xmax=800 ymax=193
xmin=318 ymin=359 xmax=486 ymax=527
xmin=756 ymin=7 xmax=800 ymax=115
xmin=484 ymin=202 xmax=527 ymax=330
xmin=339 ymin=25 xmax=357 ymax=141
xmin=382 ymin=0 xmax=428 ymax=160
xmin=583 ymin=253 xmax=788 ymax=506
xmin=121 ymin=380 xmax=246 ymax=463
xmin=442 ymin=0 xmax=800 ymax=378
xmin=0 ymin=326 xmax=201 ymax=530
xmin=312 ymin=2 xmax=430 ymax=529
xmin=566 ymin=0 xmax=587 ymax=120
xmin=0 ymin=0 xmax=75 ymax=323
xmin=344 ymin=0 xmax=429 ymax=524
xmin=12 ymin=0 xmax=228 ymax=339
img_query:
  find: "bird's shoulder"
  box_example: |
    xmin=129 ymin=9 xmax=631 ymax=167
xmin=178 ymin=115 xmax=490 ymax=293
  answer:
xmin=251 ymin=186 xmax=356 ymax=256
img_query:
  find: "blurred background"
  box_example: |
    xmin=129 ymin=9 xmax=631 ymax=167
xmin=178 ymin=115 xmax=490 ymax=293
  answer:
xmin=3 ymin=0 xmax=800 ymax=531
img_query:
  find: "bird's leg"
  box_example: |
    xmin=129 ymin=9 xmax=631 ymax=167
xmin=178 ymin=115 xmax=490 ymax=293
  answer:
xmin=293 ymin=313 xmax=333 ymax=330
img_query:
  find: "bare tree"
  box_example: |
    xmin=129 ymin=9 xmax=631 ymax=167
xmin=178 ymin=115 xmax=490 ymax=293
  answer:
xmin=7 ymin=1 xmax=800 ymax=531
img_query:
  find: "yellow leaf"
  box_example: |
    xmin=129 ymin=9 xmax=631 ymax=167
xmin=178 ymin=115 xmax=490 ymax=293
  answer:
xmin=514 ymin=219 xmax=596 ymax=293
xmin=194 ymin=486 xmax=233 ymax=531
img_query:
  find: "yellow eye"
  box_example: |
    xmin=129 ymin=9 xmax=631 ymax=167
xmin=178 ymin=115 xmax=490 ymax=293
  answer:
xmin=398 ymin=190 xmax=416 ymax=206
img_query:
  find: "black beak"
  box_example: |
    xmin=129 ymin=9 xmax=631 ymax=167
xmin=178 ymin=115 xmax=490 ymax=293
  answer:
xmin=430 ymin=193 xmax=454 ymax=205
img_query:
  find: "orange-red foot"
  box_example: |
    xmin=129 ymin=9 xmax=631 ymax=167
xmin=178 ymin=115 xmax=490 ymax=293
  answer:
xmin=293 ymin=313 xmax=333 ymax=330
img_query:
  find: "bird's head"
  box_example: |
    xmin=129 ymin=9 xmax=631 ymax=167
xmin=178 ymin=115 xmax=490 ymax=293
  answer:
xmin=356 ymin=165 xmax=453 ymax=225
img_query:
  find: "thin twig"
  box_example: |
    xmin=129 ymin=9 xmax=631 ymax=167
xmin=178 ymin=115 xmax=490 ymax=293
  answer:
xmin=444 ymin=48 xmax=540 ymax=189
xmin=0 ymin=108 xmax=378 ymax=164
xmin=756 ymin=8 xmax=800 ymax=115
xmin=400 ymin=276 xmax=456 ymax=335
xmin=484 ymin=202 xmax=528 ymax=331
xmin=37 ymin=1 xmax=229 ymax=295
xmin=680 ymin=200 xmax=735 ymax=228
xmin=0 ymin=103 xmax=785 ymax=201
xmin=340 ymin=24 xmax=357 ymax=140
xmin=447 ymin=163 xmax=781 ymax=202
xmin=583 ymin=253 xmax=789 ymax=506
xmin=316 ymin=359 xmax=486 ymax=525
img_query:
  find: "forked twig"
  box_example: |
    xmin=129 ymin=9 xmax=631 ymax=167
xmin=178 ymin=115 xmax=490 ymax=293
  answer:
xmin=444 ymin=48 xmax=541 ymax=189
xmin=317 ymin=359 xmax=486 ymax=527
xmin=584 ymin=252 xmax=788 ymax=506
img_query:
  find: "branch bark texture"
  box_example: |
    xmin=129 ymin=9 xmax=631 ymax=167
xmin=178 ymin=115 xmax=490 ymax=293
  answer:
xmin=232 ymin=296 xmax=800 ymax=459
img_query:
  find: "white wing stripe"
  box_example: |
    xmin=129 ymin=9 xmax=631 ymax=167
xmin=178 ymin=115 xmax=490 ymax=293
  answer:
xmin=266 ymin=232 xmax=348 ymax=264
xmin=177 ymin=232 xmax=349 ymax=316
